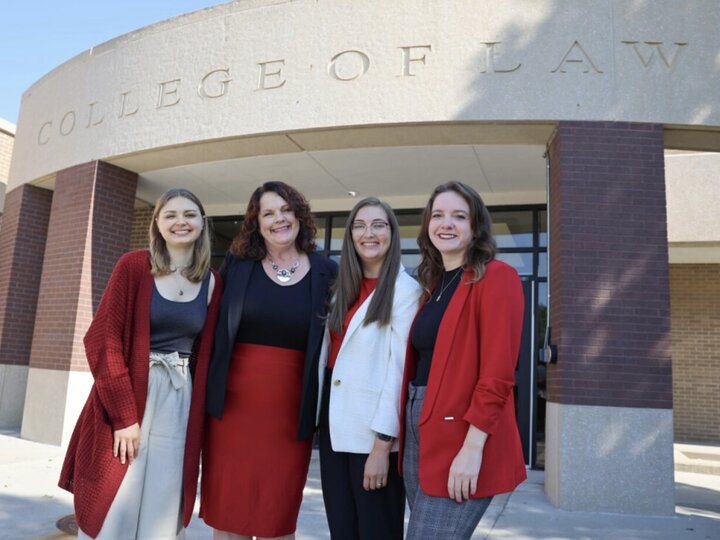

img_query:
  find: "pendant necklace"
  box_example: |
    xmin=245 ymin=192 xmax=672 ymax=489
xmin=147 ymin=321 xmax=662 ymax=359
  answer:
xmin=170 ymin=265 xmax=188 ymax=296
xmin=267 ymin=256 xmax=299 ymax=283
xmin=435 ymin=267 xmax=463 ymax=302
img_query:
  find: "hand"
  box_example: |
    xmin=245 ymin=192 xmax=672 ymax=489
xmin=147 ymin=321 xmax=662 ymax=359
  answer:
xmin=447 ymin=444 xmax=483 ymax=502
xmin=447 ymin=425 xmax=488 ymax=503
xmin=363 ymin=438 xmax=392 ymax=491
xmin=113 ymin=423 xmax=141 ymax=465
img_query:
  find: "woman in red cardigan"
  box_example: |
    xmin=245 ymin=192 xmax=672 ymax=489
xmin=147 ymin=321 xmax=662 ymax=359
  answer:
xmin=399 ymin=181 xmax=526 ymax=539
xmin=59 ymin=188 xmax=222 ymax=539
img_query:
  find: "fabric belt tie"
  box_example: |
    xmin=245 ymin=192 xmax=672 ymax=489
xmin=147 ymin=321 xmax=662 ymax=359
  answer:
xmin=149 ymin=351 xmax=190 ymax=390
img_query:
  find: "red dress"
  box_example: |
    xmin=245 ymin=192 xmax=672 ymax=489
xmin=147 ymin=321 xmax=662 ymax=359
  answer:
xmin=201 ymin=267 xmax=313 ymax=537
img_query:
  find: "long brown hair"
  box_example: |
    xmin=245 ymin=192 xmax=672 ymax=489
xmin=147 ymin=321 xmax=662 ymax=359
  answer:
xmin=416 ymin=181 xmax=496 ymax=295
xmin=230 ymin=181 xmax=317 ymax=259
xmin=327 ymin=198 xmax=402 ymax=333
xmin=148 ymin=188 xmax=212 ymax=282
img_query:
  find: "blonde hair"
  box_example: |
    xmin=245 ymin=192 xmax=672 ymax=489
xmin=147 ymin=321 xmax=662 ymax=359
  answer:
xmin=148 ymin=188 xmax=212 ymax=282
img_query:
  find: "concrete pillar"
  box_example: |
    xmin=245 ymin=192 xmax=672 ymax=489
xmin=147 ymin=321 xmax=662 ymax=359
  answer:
xmin=21 ymin=161 xmax=137 ymax=445
xmin=545 ymin=122 xmax=675 ymax=515
xmin=0 ymin=184 xmax=53 ymax=428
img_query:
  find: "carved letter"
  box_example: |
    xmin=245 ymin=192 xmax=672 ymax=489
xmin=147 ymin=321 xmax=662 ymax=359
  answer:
xmin=399 ymin=45 xmax=432 ymax=76
xmin=257 ymin=61 xmax=286 ymax=90
xmin=551 ymin=41 xmax=603 ymax=73
xmin=479 ymin=42 xmax=521 ymax=73
xmin=38 ymin=121 xmax=52 ymax=145
xmin=59 ymin=111 xmax=76 ymax=136
xmin=328 ymin=50 xmax=370 ymax=81
xmin=622 ymin=41 xmax=688 ymax=69
xmin=157 ymin=79 xmax=182 ymax=108
xmin=86 ymin=102 xmax=105 ymax=128
xmin=199 ymin=68 xmax=233 ymax=98
xmin=119 ymin=91 xmax=140 ymax=118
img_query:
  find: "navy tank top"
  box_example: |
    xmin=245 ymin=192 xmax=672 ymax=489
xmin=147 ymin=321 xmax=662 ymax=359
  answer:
xmin=150 ymin=271 xmax=210 ymax=356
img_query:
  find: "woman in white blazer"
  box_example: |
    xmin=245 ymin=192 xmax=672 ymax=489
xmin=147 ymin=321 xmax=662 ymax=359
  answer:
xmin=317 ymin=197 xmax=421 ymax=540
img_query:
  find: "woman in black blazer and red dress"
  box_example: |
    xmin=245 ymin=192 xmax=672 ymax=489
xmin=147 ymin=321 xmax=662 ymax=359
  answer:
xmin=201 ymin=181 xmax=337 ymax=540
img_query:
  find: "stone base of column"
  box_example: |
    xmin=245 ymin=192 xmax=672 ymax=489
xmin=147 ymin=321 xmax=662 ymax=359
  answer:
xmin=544 ymin=401 xmax=675 ymax=515
xmin=0 ymin=364 xmax=29 ymax=429
xmin=20 ymin=368 xmax=93 ymax=446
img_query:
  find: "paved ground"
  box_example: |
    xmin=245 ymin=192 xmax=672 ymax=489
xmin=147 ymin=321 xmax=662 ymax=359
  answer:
xmin=0 ymin=430 xmax=718 ymax=539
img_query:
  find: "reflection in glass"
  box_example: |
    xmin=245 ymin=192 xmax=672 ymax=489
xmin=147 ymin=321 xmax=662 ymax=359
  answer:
xmin=330 ymin=215 xmax=349 ymax=251
xmin=535 ymin=281 xmax=548 ymax=469
xmin=315 ymin=224 xmax=326 ymax=250
xmin=397 ymin=214 xmax=421 ymax=251
xmin=401 ymin=254 xmax=421 ymax=277
xmin=496 ymin=252 xmax=533 ymax=276
xmin=538 ymin=252 xmax=548 ymax=278
xmin=539 ymin=210 xmax=547 ymax=247
xmin=491 ymin=210 xmax=533 ymax=248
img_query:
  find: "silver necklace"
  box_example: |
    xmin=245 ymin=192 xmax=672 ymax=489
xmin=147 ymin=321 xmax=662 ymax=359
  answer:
xmin=267 ymin=256 xmax=299 ymax=283
xmin=435 ymin=268 xmax=463 ymax=302
xmin=170 ymin=265 xmax=188 ymax=296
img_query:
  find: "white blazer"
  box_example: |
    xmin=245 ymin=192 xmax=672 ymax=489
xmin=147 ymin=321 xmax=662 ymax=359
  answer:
xmin=317 ymin=268 xmax=421 ymax=454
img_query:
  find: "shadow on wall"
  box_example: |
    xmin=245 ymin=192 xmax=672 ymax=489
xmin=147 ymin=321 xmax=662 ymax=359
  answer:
xmin=453 ymin=2 xmax=718 ymax=127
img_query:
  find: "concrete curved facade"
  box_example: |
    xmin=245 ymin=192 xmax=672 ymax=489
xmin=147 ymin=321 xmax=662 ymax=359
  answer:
xmin=2 ymin=0 xmax=720 ymax=520
xmin=10 ymin=0 xmax=720 ymax=191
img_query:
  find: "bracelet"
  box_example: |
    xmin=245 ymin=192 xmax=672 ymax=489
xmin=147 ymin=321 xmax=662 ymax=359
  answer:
xmin=376 ymin=432 xmax=395 ymax=442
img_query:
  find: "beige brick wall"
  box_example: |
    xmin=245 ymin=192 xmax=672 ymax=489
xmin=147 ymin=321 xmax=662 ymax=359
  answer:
xmin=0 ymin=131 xmax=12 ymax=180
xmin=0 ymin=127 xmax=14 ymax=190
xmin=670 ymin=264 xmax=720 ymax=443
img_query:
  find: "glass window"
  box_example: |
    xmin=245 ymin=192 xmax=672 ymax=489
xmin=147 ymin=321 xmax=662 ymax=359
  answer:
xmin=401 ymin=254 xmax=422 ymax=277
xmin=315 ymin=221 xmax=327 ymax=252
xmin=537 ymin=282 xmax=548 ymax=347
xmin=496 ymin=252 xmax=533 ymax=276
xmin=539 ymin=210 xmax=547 ymax=247
xmin=491 ymin=210 xmax=533 ymax=248
xmin=210 ymin=218 xmax=241 ymax=256
xmin=538 ymin=252 xmax=548 ymax=278
xmin=396 ymin=214 xmax=422 ymax=251
xmin=330 ymin=214 xmax=350 ymax=251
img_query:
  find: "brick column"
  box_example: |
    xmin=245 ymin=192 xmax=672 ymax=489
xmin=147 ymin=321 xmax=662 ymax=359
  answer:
xmin=544 ymin=122 xmax=674 ymax=514
xmin=21 ymin=161 xmax=137 ymax=445
xmin=0 ymin=185 xmax=53 ymax=428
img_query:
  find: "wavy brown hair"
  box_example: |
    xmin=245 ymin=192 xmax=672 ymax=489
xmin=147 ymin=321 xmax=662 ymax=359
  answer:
xmin=327 ymin=198 xmax=401 ymax=333
xmin=230 ymin=181 xmax=317 ymax=259
xmin=149 ymin=188 xmax=212 ymax=282
xmin=416 ymin=181 xmax=496 ymax=295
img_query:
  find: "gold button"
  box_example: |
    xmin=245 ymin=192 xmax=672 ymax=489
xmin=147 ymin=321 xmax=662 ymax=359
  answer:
xmin=333 ymin=379 xmax=341 ymax=386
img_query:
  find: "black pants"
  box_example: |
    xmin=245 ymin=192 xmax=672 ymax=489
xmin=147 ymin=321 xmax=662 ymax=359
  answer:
xmin=318 ymin=369 xmax=405 ymax=540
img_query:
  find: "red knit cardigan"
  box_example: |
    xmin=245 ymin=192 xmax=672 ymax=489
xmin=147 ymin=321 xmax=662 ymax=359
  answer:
xmin=58 ymin=250 xmax=222 ymax=538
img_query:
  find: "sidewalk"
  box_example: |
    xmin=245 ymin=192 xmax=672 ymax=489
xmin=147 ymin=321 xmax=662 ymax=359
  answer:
xmin=1 ymin=430 xmax=718 ymax=539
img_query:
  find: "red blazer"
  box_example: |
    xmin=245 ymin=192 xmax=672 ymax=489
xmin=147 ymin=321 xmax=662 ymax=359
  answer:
xmin=58 ymin=250 xmax=222 ymax=538
xmin=399 ymin=259 xmax=526 ymax=498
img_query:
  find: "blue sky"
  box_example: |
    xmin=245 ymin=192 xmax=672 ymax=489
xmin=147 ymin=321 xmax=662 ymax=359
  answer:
xmin=1 ymin=1 xmax=231 ymax=125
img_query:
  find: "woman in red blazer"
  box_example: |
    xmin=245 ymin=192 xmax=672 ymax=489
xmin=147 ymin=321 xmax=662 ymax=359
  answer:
xmin=399 ymin=181 xmax=526 ymax=539
xmin=59 ymin=188 xmax=222 ymax=539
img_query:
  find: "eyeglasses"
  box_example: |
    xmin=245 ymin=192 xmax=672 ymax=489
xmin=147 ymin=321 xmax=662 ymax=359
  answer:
xmin=350 ymin=221 xmax=390 ymax=234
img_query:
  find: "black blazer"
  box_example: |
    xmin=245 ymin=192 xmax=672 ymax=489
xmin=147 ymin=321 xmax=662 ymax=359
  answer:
xmin=206 ymin=250 xmax=337 ymax=440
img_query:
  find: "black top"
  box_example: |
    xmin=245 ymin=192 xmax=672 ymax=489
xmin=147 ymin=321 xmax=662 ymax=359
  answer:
xmin=205 ymin=251 xmax=338 ymax=440
xmin=149 ymin=271 xmax=210 ymax=356
xmin=234 ymin=262 xmax=311 ymax=351
xmin=411 ymin=268 xmax=464 ymax=386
